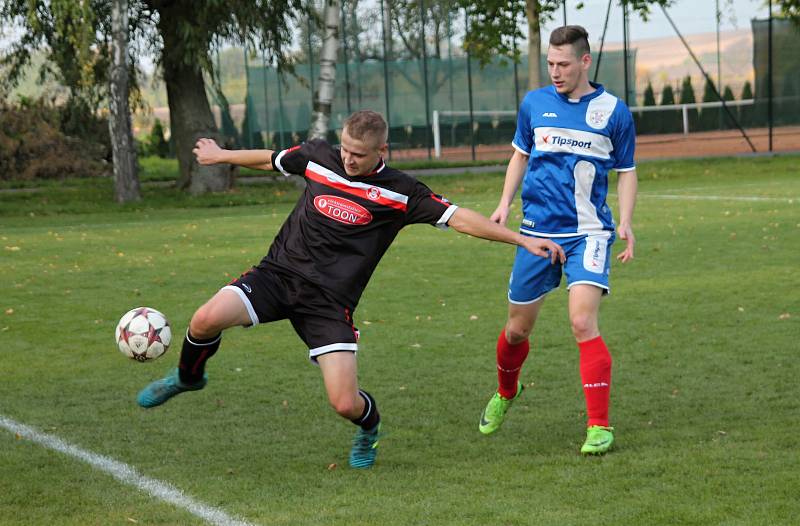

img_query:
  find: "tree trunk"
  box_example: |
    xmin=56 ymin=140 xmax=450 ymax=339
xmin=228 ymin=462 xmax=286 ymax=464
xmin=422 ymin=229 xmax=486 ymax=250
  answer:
xmin=526 ymin=0 xmax=543 ymax=90
xmin=309 ymin=0 xmax=341 ymax=140
xmin=109 ymin=0 xmax=140 ymax=203
xmin=158 ymin=12 xmax=233 ymax=193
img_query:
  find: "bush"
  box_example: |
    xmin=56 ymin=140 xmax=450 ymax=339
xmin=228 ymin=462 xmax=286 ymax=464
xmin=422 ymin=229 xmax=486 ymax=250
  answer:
xmin=147 ymin=118 xmax=170 ymax=158
xmin=0 ymin=97 xmax=109 ymax=181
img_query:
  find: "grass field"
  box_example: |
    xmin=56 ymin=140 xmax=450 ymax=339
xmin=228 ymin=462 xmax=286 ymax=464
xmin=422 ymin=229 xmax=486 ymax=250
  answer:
xmin=1 ymin=155 xmax=799 ymax=525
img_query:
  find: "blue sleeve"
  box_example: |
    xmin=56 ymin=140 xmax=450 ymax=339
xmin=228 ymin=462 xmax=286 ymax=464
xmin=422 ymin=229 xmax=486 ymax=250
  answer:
xmin=512 ymin=94 xmax=534 ymax=155
xmin=611 ymin=103 xmax=636 ymax=170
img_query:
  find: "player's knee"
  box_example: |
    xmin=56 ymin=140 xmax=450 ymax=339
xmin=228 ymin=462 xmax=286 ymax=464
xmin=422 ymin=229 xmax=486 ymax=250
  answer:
xmin=328 ymin=394 xmax=359 ymax=418
xmin=505 ymin=324 xmax=531 ymax=344
xmin=569 ymin=313 xmax=598 ymax=341
xmin=189 ymin=307 xmax=222 ymax=339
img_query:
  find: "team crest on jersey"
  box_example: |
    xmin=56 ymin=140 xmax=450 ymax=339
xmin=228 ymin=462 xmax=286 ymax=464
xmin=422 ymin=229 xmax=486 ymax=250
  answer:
xmin=314 ymin=195 xmax=373 ymax=225
xmin=587 ymin=109 xmax=611 ymax=129
xmin=366 ymin=187 xmax=381 ymax=201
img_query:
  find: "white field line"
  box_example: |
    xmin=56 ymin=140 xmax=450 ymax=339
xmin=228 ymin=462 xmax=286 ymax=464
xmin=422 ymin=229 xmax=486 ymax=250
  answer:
xmin=0 ymin=414 xmax=258 ymax=526
xmin=609 ymin=192 xmax=797 ymax=203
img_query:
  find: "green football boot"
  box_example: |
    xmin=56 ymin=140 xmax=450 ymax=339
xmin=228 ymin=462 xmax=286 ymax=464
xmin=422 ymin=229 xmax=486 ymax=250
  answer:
xmin=479 ymin=382 xmax=524 ymax=435
xmin=137 ymin=368 xmax=207 ymax=408
xmin=580 ymin=425 xmax=614 ymax=455
xmin=349 ymin=423 xmax=381 ymax=469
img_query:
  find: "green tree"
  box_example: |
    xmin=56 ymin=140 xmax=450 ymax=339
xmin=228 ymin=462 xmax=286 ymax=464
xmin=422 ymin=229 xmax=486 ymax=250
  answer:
xmin=721 ymin=85 xmax=736 ymax=130
xmin=777 ymin=0 xmax=800 ymax=24
xmin=740 ymin=80 xmax=754 ymax=127
xmin=148 ymin=118 xmax=170 ymax=158
xmin=679 ymin=75 xmax=698 ymax=131
xmin=659 ymin=83 xmax=681 ymax=133
xmin=637 ymin=80 xmax=657 ymax=134
xmin=699 ymin=77 xmax=718 ymax=131
xmin=459 ymin=1 xmax=675 ymax=90
xmin=0 ymin=0 xmax=306 ymax=194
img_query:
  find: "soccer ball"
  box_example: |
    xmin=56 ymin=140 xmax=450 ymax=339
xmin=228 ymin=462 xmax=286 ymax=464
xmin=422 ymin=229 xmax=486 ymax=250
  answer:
xmin=115 ymin=307 xmax=172 ymax=362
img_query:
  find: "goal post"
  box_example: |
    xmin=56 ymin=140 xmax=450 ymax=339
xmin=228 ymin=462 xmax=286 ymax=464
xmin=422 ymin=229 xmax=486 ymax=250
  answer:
xmin=431 ymin=99 xmax=757 ymax=158
xmin=432 ymin=110 xmax=516 ymax=158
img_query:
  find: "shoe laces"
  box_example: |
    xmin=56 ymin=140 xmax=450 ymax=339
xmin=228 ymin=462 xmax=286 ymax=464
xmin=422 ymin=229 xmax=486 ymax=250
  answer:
xmin=352 ymin=427 xmax=379 ymax=451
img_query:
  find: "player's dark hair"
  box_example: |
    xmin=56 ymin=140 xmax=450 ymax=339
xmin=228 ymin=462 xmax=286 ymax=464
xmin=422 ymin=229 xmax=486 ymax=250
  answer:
xmin=343 ymin=110 xmax=388 ymax=148
xmin=549 ymin=25 xmax=590 ymax=58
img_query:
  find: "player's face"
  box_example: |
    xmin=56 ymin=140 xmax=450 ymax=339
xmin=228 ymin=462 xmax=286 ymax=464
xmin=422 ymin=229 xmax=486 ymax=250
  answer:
xmin=547 ymin=44 xmax=592 ymax=98
xmin=340 ymin=128 xmax=387 ymax=177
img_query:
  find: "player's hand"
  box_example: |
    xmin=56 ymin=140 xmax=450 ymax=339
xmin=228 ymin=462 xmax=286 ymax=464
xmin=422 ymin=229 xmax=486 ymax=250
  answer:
xmin=193 ymin=138 xmax=225 ymax=165
xmin=490 ymin=203 xmax=510 ymax=225
xmin=616 ymin=223 xmax=635 ymax=263
xmin=521 ymin=237 xmax=565 ymax=265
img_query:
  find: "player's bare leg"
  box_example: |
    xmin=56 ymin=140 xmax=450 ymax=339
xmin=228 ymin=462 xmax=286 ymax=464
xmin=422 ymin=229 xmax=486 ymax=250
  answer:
xmin=318 ymin=352 xmax=381 ymax=468
xmin=137 ymin=289 xmax=250 ymax=408
xmin=318 ymin=352 xmax=364 ymax=420
xmin=568 ymin=284 xmax=614 ymax=454
xmin=479 ymin=299 xmax=544 ymax=434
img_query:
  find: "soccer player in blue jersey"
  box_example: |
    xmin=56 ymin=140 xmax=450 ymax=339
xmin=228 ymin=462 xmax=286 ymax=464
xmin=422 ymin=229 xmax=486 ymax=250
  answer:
xmin=478 ymin=25 xmax=638 ymax=455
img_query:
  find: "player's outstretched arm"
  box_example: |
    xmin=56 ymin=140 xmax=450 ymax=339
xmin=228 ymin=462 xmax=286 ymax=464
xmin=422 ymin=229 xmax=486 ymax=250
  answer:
xmin=490 ymin=149 xmax=529 ymax=225
xmin=616 ymin=169 xmax=638 ymax=263
xmin=447 ymin=207 xmax=565 ymax=264
xmin=193 ymin=138 xmax=275 ymax=171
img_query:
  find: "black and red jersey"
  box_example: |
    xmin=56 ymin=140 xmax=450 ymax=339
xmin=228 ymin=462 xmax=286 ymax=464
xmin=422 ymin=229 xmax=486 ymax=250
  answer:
xmin=260 ymin=139 xmax=458 ymax=308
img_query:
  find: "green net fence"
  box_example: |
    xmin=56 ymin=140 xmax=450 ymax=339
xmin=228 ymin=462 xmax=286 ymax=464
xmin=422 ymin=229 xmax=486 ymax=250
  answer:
xmin=239 ymin=50 xmax=635 ymax=151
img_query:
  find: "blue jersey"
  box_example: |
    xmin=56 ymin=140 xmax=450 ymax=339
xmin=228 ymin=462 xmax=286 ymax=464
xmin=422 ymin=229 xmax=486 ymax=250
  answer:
xmin=512 ymin=83 xmax=636 ymax=237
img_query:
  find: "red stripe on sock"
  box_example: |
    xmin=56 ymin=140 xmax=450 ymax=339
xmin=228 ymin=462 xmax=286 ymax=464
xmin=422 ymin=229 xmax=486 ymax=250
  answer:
xmin=578 ymin=336 xmax=612 ymax=427
xmin=496 ymin=329 xmax=530 ymax=399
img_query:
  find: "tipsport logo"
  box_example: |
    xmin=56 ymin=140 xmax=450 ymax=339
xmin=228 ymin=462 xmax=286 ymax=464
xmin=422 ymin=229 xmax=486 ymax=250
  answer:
xmin=542 ymin=134 xmax=593 ymax=150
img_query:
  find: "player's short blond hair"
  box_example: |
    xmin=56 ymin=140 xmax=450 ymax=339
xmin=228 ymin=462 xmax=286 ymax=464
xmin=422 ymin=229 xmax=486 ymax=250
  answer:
xmin=342 ymin=110 xmax=388 ymax=149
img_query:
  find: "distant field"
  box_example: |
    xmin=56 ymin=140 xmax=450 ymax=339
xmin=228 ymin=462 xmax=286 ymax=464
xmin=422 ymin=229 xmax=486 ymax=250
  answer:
xmin=1 ymin=156 xmax=798 ymax=525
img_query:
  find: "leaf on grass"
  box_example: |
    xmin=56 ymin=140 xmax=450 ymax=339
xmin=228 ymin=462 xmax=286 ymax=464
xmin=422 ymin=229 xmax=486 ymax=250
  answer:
xmin=779 ymin=313 xmax=791 ymax=320
xmin=4 ymin=246 xmax=20 ymax=251
xmin=5 ymin=308 xmax=13 ymax=315
xmin=737 ymin=307 xmax=744 ymax=312
xmin=327 ymin=463 xmax=337 ymax=470
xmin=362 ymin=320 xmax=372 ymax=325
xmin=410 ymin=343 xmax=421 ymax=348
xmin=282 ymin=400 xmax=288 ymax=407
xmin=126 ymin=518 xmax=138 ymax=524
xmin=469 ymin=315 xmax=479 ymax=320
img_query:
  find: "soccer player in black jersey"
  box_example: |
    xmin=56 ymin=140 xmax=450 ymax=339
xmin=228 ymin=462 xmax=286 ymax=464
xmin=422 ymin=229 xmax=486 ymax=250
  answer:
xmin=137 ymin=110 xmax=564 ymax=469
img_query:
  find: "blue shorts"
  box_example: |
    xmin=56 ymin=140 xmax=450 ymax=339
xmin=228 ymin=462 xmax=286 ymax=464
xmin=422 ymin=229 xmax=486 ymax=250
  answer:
xmin=508 ymin=232 xmax=615 ymax=304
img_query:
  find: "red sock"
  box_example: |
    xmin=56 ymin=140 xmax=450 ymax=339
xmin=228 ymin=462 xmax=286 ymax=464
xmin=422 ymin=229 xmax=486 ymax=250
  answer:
xmin=496 ymin=329 xmax=529 ymax=399
xmin=579 ymin=336 xmax=612 ymax=427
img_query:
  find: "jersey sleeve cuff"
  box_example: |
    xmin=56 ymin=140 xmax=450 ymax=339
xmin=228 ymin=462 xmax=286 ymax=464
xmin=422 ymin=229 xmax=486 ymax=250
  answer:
xmin=614 ymin=165 xmax=636 ymax=172
xmin=436 ymin=204 xmax=459 ymax=230
xmin=273 ymin=149 xmax=292 ymax=177
xmin=512 ymin=141 xmax=531 ymax=156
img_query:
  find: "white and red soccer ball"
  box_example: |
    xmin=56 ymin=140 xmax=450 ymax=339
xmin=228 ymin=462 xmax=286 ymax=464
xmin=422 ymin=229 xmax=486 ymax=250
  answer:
xmin=115 ymin=307 xmax=172 ymax=362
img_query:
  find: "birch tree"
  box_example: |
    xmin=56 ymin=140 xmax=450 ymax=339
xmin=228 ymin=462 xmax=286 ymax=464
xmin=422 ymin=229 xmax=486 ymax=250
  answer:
xmin=309 ymin=0 xmax=341 ymax=140
xmin=109 ymin=0 xmax=140 ymax=203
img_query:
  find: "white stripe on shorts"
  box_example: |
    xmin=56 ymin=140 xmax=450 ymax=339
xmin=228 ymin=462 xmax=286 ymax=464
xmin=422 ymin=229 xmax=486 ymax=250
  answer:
xmin=222 ymin=285 xmax=259 ymax=326
xmin=309 ymin=342 xmax=358 ymax=360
